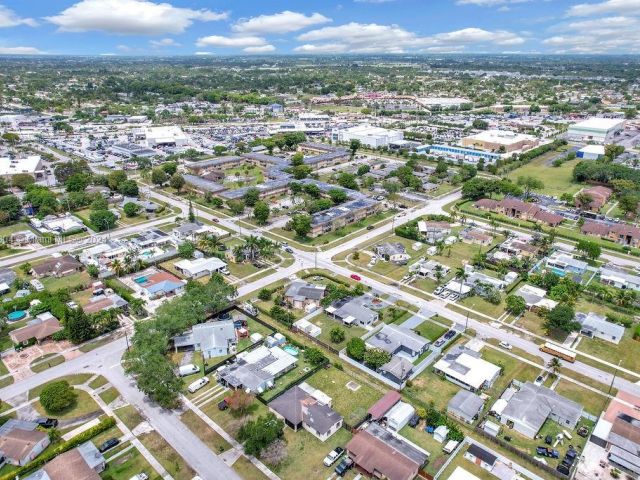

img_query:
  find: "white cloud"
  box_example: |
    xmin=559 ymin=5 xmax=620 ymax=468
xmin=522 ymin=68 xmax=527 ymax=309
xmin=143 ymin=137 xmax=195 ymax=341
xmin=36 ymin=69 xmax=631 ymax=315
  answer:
xmin=196 ymin=35 xmax=269 ymax=48
xmin=295 ymin=23 xmax=524 ymax=53
xmin=46 ymin=0 xmax=227 ymax=35
xmin=543 ymin=15 xmax=640 ymax=52
xmin=232 ymin=11 xmax=330 ymax=34
xmin=567 ymin=0 xmax=640 ymax=16
xmin=150 ymin=38 xmax=180 ymax=47
xmin=116 ymin=44 xmax=131 ymax=51
xmin=0 ymin=5 xmax=37 ymax=27
xmin=0 ymin=46 xmax=43 ymax=54
xmin=194 ymin=51 xmax=212 ymax=55
xmin=243 ymin=45 xmax=276 ymax=53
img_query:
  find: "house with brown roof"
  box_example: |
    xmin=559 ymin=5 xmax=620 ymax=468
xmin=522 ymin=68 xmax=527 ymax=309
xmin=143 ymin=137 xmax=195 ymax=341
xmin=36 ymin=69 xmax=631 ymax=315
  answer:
xmin=575 ymin=186 xmax=613 ymax=212
xmin=346 ymin=423 xmax=428 ymax=480
xmin=0 ymin=420 xmax=50 ymax=466
xmin=82 ymin=293 xmax=128 ymax=315
xmin=30 ymin=255 xmax=83 ymax=278
xmin=473 ymin=198 xmax=563 ymax=227
xmin=459 ymin=229 xmax=493 ymax=246
xmin=24 ymin=441 xmax=105 ymax=480
xmin=368 ymin=391 xmax=402 ymax=421
xmin=9 ymin=313 xmax=63 ymax=345
xmin=581 ymin=221 xmax=640 ymax=247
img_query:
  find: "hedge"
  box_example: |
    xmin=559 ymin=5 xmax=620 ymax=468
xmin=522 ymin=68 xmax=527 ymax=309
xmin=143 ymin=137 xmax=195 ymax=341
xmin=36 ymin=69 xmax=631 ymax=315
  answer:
xmin=0 ymin=416 xmax=117 ymax=480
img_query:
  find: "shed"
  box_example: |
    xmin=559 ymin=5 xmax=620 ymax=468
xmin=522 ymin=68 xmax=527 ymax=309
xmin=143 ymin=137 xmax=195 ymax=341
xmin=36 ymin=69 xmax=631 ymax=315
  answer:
xmin=433 ymin=425 xmax=449 ymax=443
xmin=386 ymin=401 xmax=415 ymax=431
xmin=368 ymin=391 xmax=401 ymax=421
xmin=483 ymin=420 xmax=501 ymax=437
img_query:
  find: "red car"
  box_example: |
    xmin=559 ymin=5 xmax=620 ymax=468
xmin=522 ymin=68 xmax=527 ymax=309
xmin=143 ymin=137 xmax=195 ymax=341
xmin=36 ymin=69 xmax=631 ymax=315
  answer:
xmin=350 ymin=274 xmax=361 ymax=281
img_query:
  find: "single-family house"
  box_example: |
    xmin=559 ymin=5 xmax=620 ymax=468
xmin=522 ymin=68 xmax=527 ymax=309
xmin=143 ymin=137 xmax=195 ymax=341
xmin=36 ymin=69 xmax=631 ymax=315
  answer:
xmin=0 ymin=420 xmax=50 ymax=466
xmin=171 ymin=222 xmax=227 ymax=241
xmin=366 ymin=324 xmax=429 ymax=360
xmin=31 ymin=255 xmax=83 ymax=278
xmin=464 ymin=444 xmax=498 ymax=472
xmin=9 ymin=313 xmax=63 ymax=345
xmin=24 ymin=442 xmax=105 ymax=480
xmin=433 ymin=346 xmax=501 ymax=392
xmin=411 ymin=259 xmax=450 ymax=280
xmin=500 ymin=382 xmax=583 ymax=438
xmin=346 ymin=423 xmax=428 ymax=480
xmin=514 ymin=284 xmax=558 ymax=311
xmin=459 ymin=229 xmax=492 ymax=246
xmin=379 ymin=356 xmax=415 ymax=384
xmin=173 ymin=320 xmax=237 ymax=359
xmin=174 ymin=257 xmax=228 ymax=279
xmin=448 ymin=390 xmax=485 ymax=424
xmin=418 ymin=221 xmax=452 ymax=244
xmin=284 ymin=282 xmax=326 ymax=310
xmin=599 ymin=266 xmax=640 ymax=291
xmin=82 ymin=293 xmax=128 ymax=315
xmin=325 ymin=296 xmax=379 ymax=327
xmin=375 ymin=242 xmax=409 ymax=264
xmin=576 ymin=311 xmax=625 ymax=344
xmin=268 ymin=385 xmax=343 ymax=442
xmin=132 ymin=270 xmax=186 ymax=300
xmin=545 ymin=252 xmax=588 ymax=276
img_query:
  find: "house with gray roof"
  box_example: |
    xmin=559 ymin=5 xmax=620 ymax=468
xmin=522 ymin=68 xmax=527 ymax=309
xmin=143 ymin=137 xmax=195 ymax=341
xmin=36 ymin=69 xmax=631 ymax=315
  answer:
xmin=284 ymin=281 xmax=326 ymax=310
xmin=366 ymin=324 xmax=429 ymax=360
xmin=448 ymin=389 xmax=485 ymax=424
xmin=576 ymin=311 xmax=625 ymax=344
xmin=379 ymin=356 xmax=414 ymax=384
xmin=173 ymin=320 xmax=237 ymax=359
xmin=500 ymin=381 xmax=583 ymax=438
xmin=268 ymin=385 xmax=343 ymax=442
xmin=374 ymin=242 xmax=407 ymax=263
xmin=325 ymin=296 xmax=379 ymax=327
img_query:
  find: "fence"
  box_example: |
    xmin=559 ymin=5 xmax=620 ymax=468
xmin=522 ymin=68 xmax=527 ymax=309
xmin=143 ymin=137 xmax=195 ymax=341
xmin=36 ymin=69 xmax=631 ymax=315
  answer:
xmin=338 ymin=350 xmax=404 ymax=389
xmin=255 ymin=358 xmax=329 ymax=405
xmin=290 ymin=326 xmax=339 ymax=355
xmin=473 ymin=426 xmax=568 ymax=479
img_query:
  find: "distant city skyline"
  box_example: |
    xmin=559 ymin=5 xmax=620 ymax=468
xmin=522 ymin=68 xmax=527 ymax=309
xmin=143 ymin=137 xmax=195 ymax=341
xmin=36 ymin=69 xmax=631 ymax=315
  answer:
xmin=0 ymin=0 xmax=638 ymax=56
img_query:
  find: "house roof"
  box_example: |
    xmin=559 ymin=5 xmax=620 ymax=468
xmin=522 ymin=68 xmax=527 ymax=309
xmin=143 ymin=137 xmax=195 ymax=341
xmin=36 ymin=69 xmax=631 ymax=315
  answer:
xmin=366 ymin=324 xmax=429 ymax=356
xmin=285 ymin=281 xmax=326 ymax=301
xmin=368 ymin=391 xmax=401 ymax=420
xmin=269 ymin=385 xmax=310 ymax=426
xmin=433 ymin=346 xmax=501 ymax=390
xmin=83 ymin=293 xmax=128 ymax=314
xmin=31 ymin=255 xmax=82 ymax=276
xmin=466 ymin=444 xmax=497 ymax=466
xmin=448 ymin=390 xmax=485 ymax=419
xmin=9 ymin=317 xmax=63 ymax=344
xmin=303 ymin=402 xmax=342 ymax=435
xmin=576 ymin=311 xmax=625 ymax=340
xmin=379 ymin=356 xmax=414 ymax=381
xmin=0 ymin=426 xmax=47 ymax=462
xmin=501 ymin=382 xmax=583 ymax=435
xmin=28 ymin=444 xmax=102 ymax=480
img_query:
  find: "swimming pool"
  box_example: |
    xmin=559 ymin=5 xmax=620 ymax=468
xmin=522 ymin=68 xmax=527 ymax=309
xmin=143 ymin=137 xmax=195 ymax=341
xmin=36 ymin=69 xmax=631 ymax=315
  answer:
xmin=283 ymin=345 xmax=299 ymax=356
xmin=134 ymin=276 xmax=148 ymax=284
xmin=550 ymin=267 xmax=566 ymax=277
xmin=7 ymin=310 xmax=26 ymax=322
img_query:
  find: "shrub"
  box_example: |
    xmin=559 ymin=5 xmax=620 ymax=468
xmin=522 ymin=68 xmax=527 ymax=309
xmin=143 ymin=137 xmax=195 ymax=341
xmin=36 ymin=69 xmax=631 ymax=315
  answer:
xmin=40 ymin=381 xmax=77 ymax=414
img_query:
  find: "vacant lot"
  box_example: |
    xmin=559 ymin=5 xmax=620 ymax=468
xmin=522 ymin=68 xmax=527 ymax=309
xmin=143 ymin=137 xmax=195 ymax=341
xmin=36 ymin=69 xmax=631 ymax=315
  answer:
xmin=507 ymin=150 xmax=582 ymax=197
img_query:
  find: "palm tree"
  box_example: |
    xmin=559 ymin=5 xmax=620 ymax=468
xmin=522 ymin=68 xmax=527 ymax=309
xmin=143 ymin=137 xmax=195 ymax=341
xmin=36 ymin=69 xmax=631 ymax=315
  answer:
xmin=434 ymin=265 xmax=444 ymax=285
xmin=197 ymin=234 xmax=221 ymax=254
xmin=454 ymin=267 xmax=469 ymax=299
xmin=435 ymin=240 xmax=445 ymax=255
xmin=549 ymin=357 xmax=562 ymax=377
xmin=111 ymin=259 xmax=125 ymax=277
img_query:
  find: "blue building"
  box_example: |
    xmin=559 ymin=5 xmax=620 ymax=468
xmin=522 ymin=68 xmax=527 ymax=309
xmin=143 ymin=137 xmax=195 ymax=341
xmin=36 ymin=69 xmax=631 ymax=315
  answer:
xmin=416 ymin=144 xmax=502 ymax=165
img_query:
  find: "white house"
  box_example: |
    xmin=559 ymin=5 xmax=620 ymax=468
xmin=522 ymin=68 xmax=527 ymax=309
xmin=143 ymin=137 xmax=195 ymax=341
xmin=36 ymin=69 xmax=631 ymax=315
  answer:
xmin=174 ymin=257 xmax=228 ymax=279
xmin=433 ymin=346 xmax=501 ymax=392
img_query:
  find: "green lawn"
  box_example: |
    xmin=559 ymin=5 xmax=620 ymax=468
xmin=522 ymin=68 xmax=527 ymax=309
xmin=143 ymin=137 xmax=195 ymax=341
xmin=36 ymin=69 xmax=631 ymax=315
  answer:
xmin=0 ymin=319 xmax=28 ymax=351
xmin=413 ymin=320 xmax=449 ymax=342
xmin=138 ymin=431 xmax=195 ymax=480
xmin=555 ymin=379 xmax=608 ymax=417
xmin=399 ymin=424 xmax=451 ymax=476
xmin=33 ymin=388 xmax=101 ymax=421
xmin=482 ymin=347 xmax=541 ymax=402
xmin=232 ymin=456 xmax=269 ymax=480
xmin=114 ymin=405 xmax=145 ymax=431
xmin=304 ymin=366 xmax=384 ymax=425
xmin=311 ymin=314 xmax=366 ymax=350
xmin=506 ymin=150 xmax=583 ymax=197
xmin=99 ymin=386 xmax=120 ymax=405
xmin=180 ymin=409 xmax=231 ymax=454
xmin=577 ymin=328 xmax=640 ymax=374
xmin=272 ymin=427 xmax=352 ymax=480
xmin=30 ymin=353 xmax=65 ymax=373
xmin=437 ymin=444 xmax=496 ymax=479
xmin=404 ymin=368 xmax=463 ymax=411
xmin=28 ymin=374 xmax=94 ymax=398
xmin=40 ymin=271 xmax=92 ymax=292
xmin=101 ymin=446 xmax=159 ymax=480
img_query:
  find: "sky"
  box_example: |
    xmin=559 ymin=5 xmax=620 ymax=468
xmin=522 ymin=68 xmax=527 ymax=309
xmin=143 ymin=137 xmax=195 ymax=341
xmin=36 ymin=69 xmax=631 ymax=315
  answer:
xmin=0 ymin=0 xmax=639 ymax=56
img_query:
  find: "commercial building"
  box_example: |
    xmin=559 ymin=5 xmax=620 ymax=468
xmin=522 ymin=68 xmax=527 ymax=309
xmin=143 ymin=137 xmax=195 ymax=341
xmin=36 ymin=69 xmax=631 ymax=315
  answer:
xmin=0 ymin=155 xmax=45 ymax=180
xmin=416 ymin=144 xmax=501 ymax=165
xmin=499 ymin=382 xmax=583 ymax=438
xmin=332 ymin=124 xmax=404 ymax=148
xmin=577 ymin=144 xmax=605 ymax=160
xmin=461 ymin=130 xmax=539 ymax=153
xmin=567 ymin=118 xmax=625 ymax=144
xmin=134 ymin=126 xmax=189 ymax=147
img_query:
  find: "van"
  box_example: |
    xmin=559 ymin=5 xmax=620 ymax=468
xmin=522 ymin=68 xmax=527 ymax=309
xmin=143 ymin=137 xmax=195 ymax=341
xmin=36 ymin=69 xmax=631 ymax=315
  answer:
xmin=178 ymin=364 xmax=199 ymax=377
xmin=187 ymin=377 xmax=209 ymax=393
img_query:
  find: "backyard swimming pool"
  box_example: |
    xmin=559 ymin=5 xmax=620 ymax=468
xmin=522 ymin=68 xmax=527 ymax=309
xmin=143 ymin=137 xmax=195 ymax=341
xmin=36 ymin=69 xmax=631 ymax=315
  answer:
xmin=7 ymin=310 xmax=26 ymax=322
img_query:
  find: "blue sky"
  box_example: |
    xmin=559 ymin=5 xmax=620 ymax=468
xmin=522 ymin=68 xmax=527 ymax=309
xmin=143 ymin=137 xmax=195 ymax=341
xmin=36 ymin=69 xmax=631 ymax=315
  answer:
xmin=0 ymin=0 xmax=638 ymax=55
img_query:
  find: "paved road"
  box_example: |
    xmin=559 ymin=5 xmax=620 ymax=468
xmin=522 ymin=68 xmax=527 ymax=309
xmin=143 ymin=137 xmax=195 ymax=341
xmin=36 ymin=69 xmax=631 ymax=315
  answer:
xmin=0 ymin=337 xmax=240 ymax=480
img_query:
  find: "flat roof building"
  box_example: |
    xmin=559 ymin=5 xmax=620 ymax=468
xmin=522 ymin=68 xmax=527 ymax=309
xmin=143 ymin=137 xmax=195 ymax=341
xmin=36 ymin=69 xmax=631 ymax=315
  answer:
xmin=461 ymin=129 xmax=539 ymax=153
xmin=332 ymin=124 xmax=403 ymax=148
xmin=567 ymin=118 xmax=625 ymax=144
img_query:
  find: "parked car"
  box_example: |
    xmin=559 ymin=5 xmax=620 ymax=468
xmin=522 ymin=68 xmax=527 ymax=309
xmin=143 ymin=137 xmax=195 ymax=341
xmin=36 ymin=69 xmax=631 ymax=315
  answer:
xmin=434 ymin=339 xmax=445 ymax=348
xmin=217 ymin=399 xmax=228 ymax=411
xmin=284 ymin=246 xmax=294 ymax=253
xmin=334 ymin=457 xmax=353 ymax=476
xmin=408 ymin=414 xmax=420 ymax=428
xmin=536 ymin=446 xmax=559 ymax=458
xmin=434 ymin=286 xmax=444 ymax=295
xmin=350 ymin=274 xmax=361 ymax=281
xmin=220 ymin=266 xmax=231 ymax=275
xmin=323 ymin=447 xmax=344 ymax=466
xmin=129 ymin=474 xmax=149 ymax=480
xmin=534 ymin=375 xmax=545 ymax=386
xmin=188 ymin=377 xmax=209 ymax=394
xmin=99 ymin=438 xmax=120 ymax=453
xmin=178 ymin=364 xmax=199 ymax=377
xmin=557 ymin=464 xmax=571 ymax=475
xmin=444 ymin=330 xmax=456 ymax=340
xmin=366 ymin=225 xmax=375 ymax=230
xmin=211 ymin=218 xmax=220 ymax=223
xmin=499 ymin=341 xmax=513 ymax=350
xmin=35 ymin=418 xmax=58 ymax=429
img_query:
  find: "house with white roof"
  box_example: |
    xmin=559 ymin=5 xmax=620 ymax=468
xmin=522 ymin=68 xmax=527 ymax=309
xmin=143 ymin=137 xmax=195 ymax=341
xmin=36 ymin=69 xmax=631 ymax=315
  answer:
xmin=172 ymin=320 xmax=237 ymax=359
xmin=174 ymin=257 xmax=228 ymax=279
xmin=576 ymin=311 xmax=625 ymax=344
xmin=514 ymin=284 xmax=558 ymax=311
xmin=600 ymin=266 xmax=640 ymax=291
xmin=433 ymin=345 xmax=501 ymax=392
xmin=0 ymin=155 xmax=45 ymax=180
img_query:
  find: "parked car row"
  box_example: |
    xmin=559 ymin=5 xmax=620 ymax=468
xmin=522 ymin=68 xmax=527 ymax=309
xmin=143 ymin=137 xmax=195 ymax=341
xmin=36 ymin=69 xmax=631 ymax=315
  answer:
xmin=433 ymin=286 xmax=459 ymax=302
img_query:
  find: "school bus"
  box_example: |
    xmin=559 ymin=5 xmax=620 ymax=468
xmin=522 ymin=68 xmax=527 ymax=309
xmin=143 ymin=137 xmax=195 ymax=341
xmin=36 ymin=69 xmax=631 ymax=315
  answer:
xmin=540 ymin=342 xmax=576 ymax=363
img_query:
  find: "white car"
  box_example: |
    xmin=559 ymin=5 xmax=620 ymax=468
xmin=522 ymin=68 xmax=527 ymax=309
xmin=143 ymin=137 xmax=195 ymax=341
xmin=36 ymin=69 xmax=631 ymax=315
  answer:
xmin=499 ymin=341 xmax=513 ymax=350
xmin=220 ymin=266 xmax=230 ymax=275
xmin=178 ymin=364 xmax=199 ymax=377
xmin=323 ymin=447 xmax=344 ymax=467
xmin=129 ymin=474 xmax=148 ymax=480
xmin=187 ymin=377 xmax=209 ymax=393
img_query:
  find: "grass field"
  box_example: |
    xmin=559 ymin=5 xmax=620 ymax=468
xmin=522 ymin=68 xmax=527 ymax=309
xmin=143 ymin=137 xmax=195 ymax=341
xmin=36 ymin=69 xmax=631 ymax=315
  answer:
xmin=30 ymin=353 xmax=65 ymax=373
xmin=232 ymin=456 xmax=269 ymax=480
xmin=40 ymin=270 xmax=91 ymax=292
xmin=180 ymin=409 xmax=231 ymax=454
xmin=138 ymin=431 xmax=195 ymax=480
xmin=555 ymin=379 xmax=608 ymax=417
xmin=114 ymin=404 xmax=146 ymax=431
xmin=33 ymin=388 xmax=101 ymax=421
xmin=101 ymin=446 xmax=158 ymax=480
xmin=399 ymin=424 xmax=452 ymax=476
xmin=413 ymin=320 xmax=449 ymax=342
xmin=311 ymin=314 xmax=366 ymax=350
xmin=99 ymin=386 xmax=120 ymax=405
xmin=506 ymin=150 xmax=583 ymax=197
xmin=577 ymin=328 xmax=640 ymax=374
xmin=304 ymin=365 xmax=384 ymax=425
xmin=88 ymin=375 xmax=109 ymax=389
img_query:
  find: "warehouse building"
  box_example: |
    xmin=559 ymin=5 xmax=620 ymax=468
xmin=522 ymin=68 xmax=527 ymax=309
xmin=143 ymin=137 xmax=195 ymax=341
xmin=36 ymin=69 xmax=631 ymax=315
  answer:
xmin=331 ymin=124 xmax=403 ymax=148
xmin=461 ymin=130 xmax=539 ymax=154
xmin=567 ymin=118 xmax=625 ymax=144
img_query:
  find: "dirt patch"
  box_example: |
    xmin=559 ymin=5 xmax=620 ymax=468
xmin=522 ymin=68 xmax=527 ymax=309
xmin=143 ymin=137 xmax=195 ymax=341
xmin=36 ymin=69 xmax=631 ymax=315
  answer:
xmin=4 ymin=340 xmax=75 ymax=381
